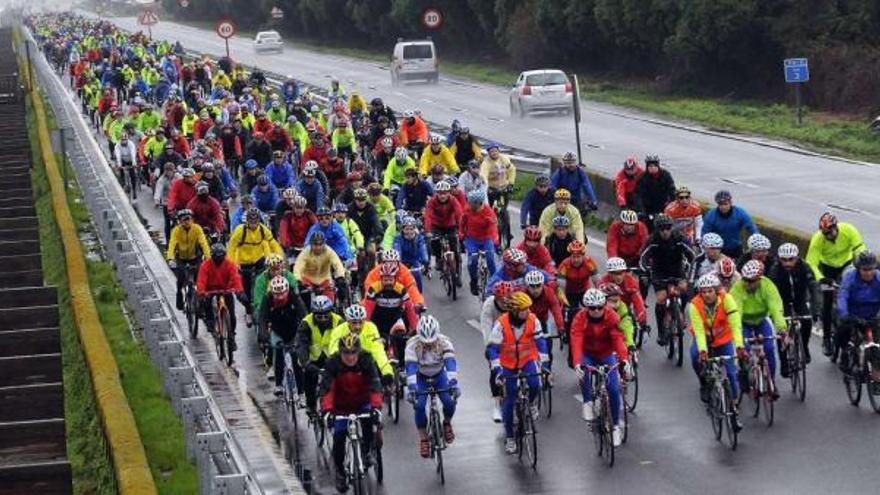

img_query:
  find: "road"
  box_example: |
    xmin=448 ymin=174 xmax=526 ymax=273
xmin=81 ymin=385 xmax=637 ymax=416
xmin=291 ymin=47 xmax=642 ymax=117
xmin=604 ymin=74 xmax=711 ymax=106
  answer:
xmin=107 ymin=14 xmax=880 ymax=246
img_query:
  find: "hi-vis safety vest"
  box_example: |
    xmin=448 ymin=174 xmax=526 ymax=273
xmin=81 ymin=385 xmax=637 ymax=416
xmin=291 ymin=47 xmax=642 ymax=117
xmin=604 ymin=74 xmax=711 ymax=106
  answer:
xmin=498 ymin=313 xmax=539 ymax=369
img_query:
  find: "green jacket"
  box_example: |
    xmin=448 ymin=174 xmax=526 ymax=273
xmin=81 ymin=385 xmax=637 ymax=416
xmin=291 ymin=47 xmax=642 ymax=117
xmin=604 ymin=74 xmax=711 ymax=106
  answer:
xmin=267 ymin=107 xmax=287 ymax=125
xmin=612 ymin=300 xmax=635 ymax=348
xmin=729 ymin=277 xmax=786 ymax=331
xmin=383 ymin=156 xmax=416 ymax=189
xmin=137 ymin=111 xmax=161 ymax=132
xmin=805 ymin=222 xmax=865 ymax=280
xmin=252 ymin=269 xmax=299 ymax=318
xmin=338 ymin=217 xmax=364 ymax=257
xmin=297 ymin=312 xmax=344 ymax=363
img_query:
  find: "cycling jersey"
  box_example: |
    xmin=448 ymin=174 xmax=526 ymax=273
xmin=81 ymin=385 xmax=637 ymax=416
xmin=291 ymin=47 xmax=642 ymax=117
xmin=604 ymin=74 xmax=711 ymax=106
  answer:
xmin=418 ymin=145 xmax=459 ymax=176
xmin=634 ymin=168 xmax=675 ymax=216
xmin=305 ymin=221 xmax=351 ymax=262
xmin=538 ymin=204 xmax=584 ymax=243
xmin=611 ymin=300 xmax=635 ymax=347
xmin=227 ymin=223 xmax=283 ymax=266
xmin=664 ymin=199 xmax=703 ymax=244
xmin=729 ymin=277 xmax=786 ymax=331
xmin=598 ymin=272 xmax=647 ymax=324
xmin=550 ymin=166 xmax=597 ymax=206
xmin=166 ymin=223 xmax=210 ymax=262
xmin=557 ymin=256 xmax=598 ymax=302
xmin=196 ymin=258 xmax=243 ymax=295
xmin=701 ymin=205 xmax=758 ymax=254
xmin=516 ymin=240 xmax=555 ymax=275
xmin=520 ymin=186 xmax=555 ymax=227
xmin=838 ymin=269 xmax=880 ymax=320
xmin=480 ymin=154 xmax=515 ymax=189
xmin=460 ymin=204 xmax=498 ymax=243
xmin=545 ymin=232 xmax=575 ymax=268
xmin=292 ymin=245 xmax=346 ymax=285
xmin=326 ymin=321 xmax=393 ymax=377
xmin=570 ymin=306 xmax=628 ymax=362
xmin=529 ymin=286 xmax=565 ymax=335
xmin=278 ymin=211 xmax=316 ymax=250
xmin=805 ymin=222 xmax=865 ymax=280
xmin=185 ymin=195 xmax=225 ymax=234
xmin=252 ymin=269 xmax=299 ymax=319
xmin=405 ymin=334 xmax=456 ymax=380
xmin=614 ymin=168 xmax=643 ymax=208
xmin=424 ymin=195 xmax=462 ymax=232
xmin=383 ymin=156 xmax=417 ymax=189
xmin=362 ymin=264 xmax=425 ymax=307
xmin=368 ymin=193 xmax=395 ymax=224
xmin=363 ymin=281 xmax=418 ymax=334
xmin=606 ymin=220 xmax=649 ymax=267
xmin=296 ymin=312 xmax=344 ymax=363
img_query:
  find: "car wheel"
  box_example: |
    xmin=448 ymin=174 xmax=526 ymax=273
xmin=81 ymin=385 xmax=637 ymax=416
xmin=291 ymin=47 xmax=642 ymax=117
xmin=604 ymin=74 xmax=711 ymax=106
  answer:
xmin=509 ymin=99 xmax=517 ymax=118
xmin=518 ymin=100 xmax=527 ymax=118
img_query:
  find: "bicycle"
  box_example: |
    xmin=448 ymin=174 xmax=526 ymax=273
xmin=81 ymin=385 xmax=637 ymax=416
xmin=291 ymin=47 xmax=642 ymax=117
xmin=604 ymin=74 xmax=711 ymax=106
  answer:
xmin=474 ymin=249 xmax=490 ymax=302
xmin=584 ymin=362 xmax=620 ymax=467
xmin=438 ymin=234 xmax=460 ymax=301
xmin=743 ymin=335 xmax=776 ymax=427
xmin=504 ymin=371 xmax=541 ymax=469
xmin=534 ymin=370 xmax=553 ymax=419
xmin=785 ymin=314 xmax=811 ymax=402
xmin=622 ymin=349 xmax=639 ymax=415
xmin=658 ymin=278 xmax=685 ymax=367
xmin=820 ymin=280 xmax=840 ymax=361
xmin=490 ymin=186 xmax=515 ymax=251
xmin=841 ymin=319 xmax=880 ymax=413
xmin=204 ymin=290 xmax=236 ymax=366
xmin=281 ymin=343 xmax=299 ymax=428
xmin=414 ymin=382 xmax=454 ymax=484
xmin=179 ymin=261 xmax=199 ymax=339
xmin=334 ymin=412 xmax=383 ymax=495
xmin=119 ymin=163 xmax=139 ymax=201
xmin=384 ymin=337 xmax=405 ymax=425
xmin=703 ymin=355 xmax=738 ymax=450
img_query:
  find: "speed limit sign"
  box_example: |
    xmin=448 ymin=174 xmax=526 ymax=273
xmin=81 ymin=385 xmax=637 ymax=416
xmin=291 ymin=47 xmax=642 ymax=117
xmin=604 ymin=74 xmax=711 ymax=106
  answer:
xmin=215 ymin=19 xmax=236 ymax=39
xmin=421 ymin=8 xmax=443 ymax=30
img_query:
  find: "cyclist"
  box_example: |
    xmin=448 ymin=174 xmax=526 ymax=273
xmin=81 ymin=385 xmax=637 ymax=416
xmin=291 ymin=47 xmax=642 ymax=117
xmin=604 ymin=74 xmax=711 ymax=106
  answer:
xmin=487 ymin=248 xmax=550 ymax=296
xmin=154 ymin=163 xmax=177 ymax=241
xmin=398 ymin=109 xmax=429 ymax=155
xmin=545 ymin=216 xmax=576 ymax=268
xmin=296 ymin=296 xmax=343 ymax=414
xmin=689 ymin=273 xmax=744 ymax=427
xmin=318 ymin=333 xmax=383 ymax=494
xmin=835 ymin=251 xmax=880 ymax=373
xmin=701 ymin=190 xmax=758 ymax=259
xmin=406 ymin=315 xmax=459 ymax=457
xmin=737 ymin=233 xmax=775 ymax=274
xmin=227 ymin=208 xmax=284 ymax=326
xmin=367 ymin=182 xmax=396 ymax=228
xmin=395 ymin=168 xmax=434 ymax=213
xmin=449 ymin=126 xmax=481 ymax=165
xmin=480 ymin=281 xmax=515 ymax=422
xmin=570 ymin=288 xmax=628 ymax=447
xmin=293 ymin=231 xmax=348 ymax=303
xmin=113 ymin=132 xmax=138 ymax=195
xmin=418 ymin=135 xmax=459 ymax=177
xmin=383 ymin=146 xmax=417 ymax=192
xmin=458 ymin=159 xmax=487 ymax=199
xmin=332 ymin=203 xmax=364 ymax=264
xmin=481 ymin=142 xmax=515 ymax=208
xmin=295 ymin=164 xmax=325 ymax=213
xmin=606 ymin=209 xmax=649 ymax=271
xmin=600 ymin=257 xmax=648 ymax=339
xmin=517 ymin=225 xmax=556 ymax=275
xmin=614 ymin=156 xmax=642 ymax=209
xmin=265 ymin=149 xmax=295 ymax=190
xmin=348 ymin=188 xmax=383 ymax=257
xmin=599 ymin=282 xmax=636 ymax=351
xmin=487 ymin=292 xmax=550 ymax=454
xmin=327 ymin=305 xmax=394 ymax=387
xmin=663 ymin=185 xmax=702 ymax=245
xmin=167 ymin=209 xmax=211 ymax=310
xmin=240 ymin=159 xmax=261 ymax=195
xmin=718 ymin=257 xmax=741 ymax=292
xmin=460 ymin=190 xmax=499 ymax=296
xmin=557 ymin=240 xmax=600 ymax=335
xmin=259 ymin=276 xmax=307 ymax=395
xmin=634 ymin=155 xmax=675 ymax=224
xmin=424 ymin=180 xmax=463 ymax=273
xmin=550 ymin=152 xmax=597 ymax=214
xmin=392 ymin=216 xmax=430 ymax=292
xmin=278 ymin=196 xmax=316 ymax=257
xmin=768 ymin=243 xmax=820 ymax=366
xmin=639 ymin=214 xmax=696 ymax=346
xmin=196 ymin=243 xmax=243 ymax=346
xmin=305 ymin=207 xmax=351 ymax=263
xmin=167 ymin=167 xmax=197 ymax=214
xmin=363 ymin=262 xmax=419 ymax=360
xmin=252 ymin=174 xmax=279 ymax=215
xmin=729 ymin=260 xmax=786 ymax=395
xmin=539 ymin=188 xmax=584 ymax=243
xmin=426 ymin=164 xmax=450 ymax=191
xmin=362 ymin=250 xmax=426 ymax=308
xmin=186 ymin=181 xmax=225 ymax=240
xmin=519 ymin=173 xmax=555 ymax=229
xmin=524 ymin=270 xmax=565 ymax=346
xmin=690 ymin=233 xmax=729 ymax=284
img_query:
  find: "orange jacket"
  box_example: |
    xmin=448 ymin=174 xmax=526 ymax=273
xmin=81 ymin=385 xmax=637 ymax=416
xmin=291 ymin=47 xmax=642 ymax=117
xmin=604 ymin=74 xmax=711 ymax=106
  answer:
xmin=362 ymin=263 xmax=425 ymax=306
xmin=398 ymin=117 xmax=429 ymax=146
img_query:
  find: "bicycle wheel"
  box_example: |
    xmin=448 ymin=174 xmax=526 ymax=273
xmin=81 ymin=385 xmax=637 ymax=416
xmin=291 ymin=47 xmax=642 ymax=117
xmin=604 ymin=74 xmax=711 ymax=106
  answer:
xmin=788 ymin=333 xmax=800 ymax=395
xmin=723 ymin=382 xmax=738 ymax=450
xmin=621 ymin=387 xmax=629 ymax=444
xmin=432 ymin=412 xmax=445 ymax=484
xmin=591 ymin=398 xmax=603 ymax=457
xmin=671 ymin=308 xmax=684 ymax=367
xmin=516 ymin=402 xmax=525 ymax=460
xmin=845 ymin=349 xmax=862 ymax=406
xmin=388 ymin=367 xmax=400 ymax=424
xmin=185 ymin=285 xmax=198 ymax=339
xmin=625 ymin=362 xmax=639 ymax=413
xmin=350 ymin=446 xmax=364 ymax=495
xmin=542 ymin=376 xmax=552 ymax=419
xmin=709 ymin=383 xmax=722 ymax=441
xmin=311 ymin=414 xmax=324 ymax=448
xmin=866 ymin=359 xmax=880 ymax=414
xmin=285 ymin=371 xmax=298 ymax=429
xmin=222 ymin=311 xmax=235 ymax=367
xmin=751 ymin=364 xmax=762 ymax=418
xmin=374 ymin=441 xmax=384 ymax=485
xmin=522 ymin=404 xmax=538 ymax=469
xmin=762 ymin=363 xmax=774 ymax=427
xmin=796 ymin=336 xmax=807 ymax=402
xmin=214 ymin=304 xmax=226 ymax=363
xmin=635 ymin=322 xmax=645 ymax=349
xmin=602 ymin=395 xmax=615 ymax=468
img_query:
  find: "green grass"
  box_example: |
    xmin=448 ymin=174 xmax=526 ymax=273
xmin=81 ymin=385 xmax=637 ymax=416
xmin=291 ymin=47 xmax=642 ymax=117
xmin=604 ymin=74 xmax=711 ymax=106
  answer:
xmin=27 ymin=91 xmax=198 ymax=494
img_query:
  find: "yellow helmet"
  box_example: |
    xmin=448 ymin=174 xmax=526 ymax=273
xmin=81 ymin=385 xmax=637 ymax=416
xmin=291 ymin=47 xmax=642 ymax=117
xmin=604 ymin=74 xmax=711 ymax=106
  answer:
xmin=339 ymin=332 xmax=361 ymax=353
xmin=554 ymin=188 xmax=571 ymax=201
xmin=266 ymin=253 xmax=285 ymax=268
xmin=507 ymin=291 xmax=533 ymax=312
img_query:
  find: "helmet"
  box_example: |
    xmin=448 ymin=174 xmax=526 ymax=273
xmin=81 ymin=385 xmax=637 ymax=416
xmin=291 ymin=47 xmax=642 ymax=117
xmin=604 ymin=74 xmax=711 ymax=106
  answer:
xmin=567 ymin=240 xmax=586 ymax=255
xmin=316 ymin=206 xmax=332 ymax=217
xmin=819 ymin=212 xmax=838 ymax=232
xmin=176 ymin=209 xmax=193 ymax=219
xmin=181 ymin=167 xmax=196 ymax=178
xmin=581 ymin=288 xmax=606 ymax=307
xmin=384 ymin=128 xmax=396 ymax=137
xmin=562 ymin=151 xmax=577 ymax=163
xmin=524 ymin=270 xmax=545 ymax=286
xmin=493 ymin=281 xmax=515 ymax=299
xmin=675 ymin=185 xmax=691 ymax=196
xmin=747 ymin=233 xmax=771 ymax=252
xmin=244 ymin=159 xmax=258 ymax=170
xmin=270 ymin=275 xmax=289 ymax=295
xmin=718 ymin=257 xmax=737 ymax=278
xmin=257 ymin=174 xmax=269 ymax=186
xmin=696 ymin=273 xmax=721 ymax=289
xmin=266 ymin=253 xmax=285 ymax=268
xmin=210 ymin=243 xmax=226 ymax=257
xmin=304 ymin=160 xmax=319 ymax=172
xmin=654 ymin=214 xmax=673 ymax=229
xmin=855 ymin=250 xmax=877 ymax=269
xmin=741 ymin=260 xmax=764 ymax=280
xmin=353 ymin=188 xmax=368 ymax=200
xmin=554 ymin=188 xmax=571 ymax=201
xmin=435 ymin=181 xmax=451 ymax=192
xmin=619 ymin=210 xmax=638 ymax=225
xmin=535 ymin=173 xmax=550 ymax=186
xmin=507 ymin=292 xmax=533 ymax=311
xmin=430 ymin=135 xmax=442 ymax=145
xmin=401 ymin=216 xmax=418 ymax=228
xmin=245 ymin=208 xmax=261 ymax=222
xmin=379 ymin=262 xmax=399 ymax=278
xmin=339 ymin=332 xmax=362 ymax=353
xmin=502 ymin=248 xmax=527 ymax=265
xmin=302 ymin=167 xmax=317 ymax=177
xmin=371 ymin=97 xmax=383 ymax=106
xmin=644 ymin=154 xmax=660 ymax=166
xmin=701 ymin=233 xmax=724 ymax=249
xmin=523 ymin=225 xmax=542 ymax=241
xmin=552 ymin=215 xmax=571 ymax=228
xmin=777 ymin=243 xmax=799 ymax=259
xmin=282 ymin=188 xmax=296 ymax=200
xmin=293 ymin=195 xmax=307 ymax=207
xmin=466 ymin=159 xmax=480 ymax=169
xmin=383 ymin=249 xmax=401 ymax=263
xmin=623 ymin=155 xmax=639 ymax=169
xmin=467 ymin=190 xmax=484 ymax=205
xmin=202 ymin=163 xmax=215 ymax=172
xmin=311 ymin=295 xmax=333 ymax=313
xmin=714 ymin=190 xmax=732 ymax=204
xmin=395 ymin=147 xmax=408 ymax=161
xmin=332 ymin=203 xmax=348 ymax=213
xmin=606 ymin=257 xmax=627 ymax=272
xmin=486 ymin=142 xmax=500 ymax=151
xmin=403 ymin=109 xmax=414 ymax=118
xmin=598 ymin=282 xmax=622 ymax=297
xmin=310 ymin=231 xmax=326 ymax=245
xmin=446 ymin=176 xmax=459 ymax=188
xmin=381 ymin=137 xmax=394 ymax=148
xmin=344 ymin=304 xmax=367 ymax=322
xmin=416 ymin=315 xmax=440 ymax=344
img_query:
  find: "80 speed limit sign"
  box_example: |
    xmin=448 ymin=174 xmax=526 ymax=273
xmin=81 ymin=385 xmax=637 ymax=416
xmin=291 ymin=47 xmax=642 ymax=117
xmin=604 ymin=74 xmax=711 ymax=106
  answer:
xmin=421 ymin=8 xmax=443 ymax=30
xmin=215 ymin=19 xmax=236 ymax=39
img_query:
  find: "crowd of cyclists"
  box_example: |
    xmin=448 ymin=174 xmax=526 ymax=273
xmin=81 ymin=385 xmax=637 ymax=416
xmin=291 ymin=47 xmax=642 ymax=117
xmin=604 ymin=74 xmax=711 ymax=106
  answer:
xmin=29 ymin=11 xmax=880 ymax=491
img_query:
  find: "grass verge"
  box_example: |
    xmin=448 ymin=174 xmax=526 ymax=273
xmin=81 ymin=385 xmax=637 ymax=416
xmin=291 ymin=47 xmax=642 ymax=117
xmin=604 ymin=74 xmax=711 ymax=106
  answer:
xmin=26 ymin=90 xmax=198 ymax=493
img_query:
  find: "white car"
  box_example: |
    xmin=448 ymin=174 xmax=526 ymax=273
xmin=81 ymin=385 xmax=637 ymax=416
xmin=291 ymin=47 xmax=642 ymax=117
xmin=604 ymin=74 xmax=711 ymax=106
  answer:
xmin=390 ymin=39 xmax=438 ymax=85
xmin=254 ymin=31 xmax=283 ymax=54
xmin=508 ymin=69 xmax=574 ymax=117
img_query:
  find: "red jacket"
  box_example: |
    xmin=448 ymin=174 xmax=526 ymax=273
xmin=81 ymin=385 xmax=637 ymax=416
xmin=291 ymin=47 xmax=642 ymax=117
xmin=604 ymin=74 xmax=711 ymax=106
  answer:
xmin=186 ymin=195 xmax=225 ymax=234
xmin=266 ymin=127 xmax=293 ymax=152
xmin=530 ymin=287 xmax=565 ymax=332
xmin=570 ymin=306 xmax=628 ymax=363
xmin=517 ymin=240 xmax=555 ymax=275
xmin=615 ymin=168 xmax=643 ymax=208
xmin=321 ymin=157 xmax=347 ymax=190
xmin=253 ymin=117 xmax=274 ymax=135
xmin=196 ymin=258 xmax=243 ymax=295
xmin=598 ymin=273 xmax=647 ymax=324
xmin=451 ymin=189 xmax=467 ymax=212
xmin=606 ymin=220 xmax=649 ymax=266
xmin=167 ymin=178 xmax=197 ymax=212
xmin=558 ymin=256 xmax=598 ymax=295
xmin=193 ymin=118 xmax=215 ymax=141
xmin=170 ymin=135 xmax=192 ymax=158
xmin=459 ymin=204 xmax=498 ymax=244
xmin=320 ymin=355 xmax=384 ymax=414
xmin=279 ymin=210 xmax=316 ymax=249
xmin=424 ymin=195 xmax=462 ymax=231
xmin=301 ymin=144 xmax=328 ymax=170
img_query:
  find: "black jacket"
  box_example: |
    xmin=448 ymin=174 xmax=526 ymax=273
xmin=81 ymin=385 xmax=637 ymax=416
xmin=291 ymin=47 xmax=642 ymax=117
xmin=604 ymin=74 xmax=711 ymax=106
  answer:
xmin=639 ymin=231 xmax=695 ymax=279
xmin=767 ymin=259 xmax=819 ymax=315
xmin=635 ymin=169 xmax=675 ymax=216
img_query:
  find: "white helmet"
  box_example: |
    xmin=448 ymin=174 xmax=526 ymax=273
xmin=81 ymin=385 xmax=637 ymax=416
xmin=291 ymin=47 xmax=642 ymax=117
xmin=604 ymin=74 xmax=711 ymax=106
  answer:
xmin=382 ymin=249 xmax=401 ymax=263
xmin=606 ymin=257 xmax=627 ymax=273
xmin=269 ymin=275 xmax=289 ymax=294
xmin=403 ymin=109 xmax=415 ymax=118
xmin=747 ymin=233 xmax=771 ymax=251
xmin=581 ymin=288 xmax=606 ymax=307
xmin=701 ymin=233 xmax=724 ymax=249
xmin=777 ymin=243 xmax=799 ymax=259
xmin=282 ymin=188 xmax=296 ymax=200
xmin=741 ymin=260 xmax=765 ymax=280
xmin=416 ymin=315 xmax=440 ymax=344
xmin=344 ymin=304 xmax=367 ymax=322
xmin=395 ymin=146 xmax=408 ymax=161
xmin=304 ymin=160 xmax=319 ymax=172
xmin=524 ymin=270 xmax=545 ymax=286
xmin=696 ymin=273 xmax=721 ymax=289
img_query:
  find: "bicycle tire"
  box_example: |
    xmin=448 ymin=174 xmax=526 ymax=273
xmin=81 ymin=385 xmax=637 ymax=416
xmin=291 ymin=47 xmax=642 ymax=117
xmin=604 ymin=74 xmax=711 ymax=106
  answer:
xmin=387 ymin=369 xmax=399 ymax=424
xmin=622 ymin=387 xmax=629 ymax=444
xmin=845 ymin=348 xmax=862 ymax=406
xmin=603 ymin=394 xmax=615 ymax=468
xmin=625 ymin=361 xmax=639 ymax=413
xmin=286 ymin=370 xmax=298 ymax=429
xmin=350 ymin=445 xmax=364 ymax=495
xmin=796 ymin=334 xmax=807 ymax=402
xmin=751 ymin=364 xmax=762 ymax=418
xmin=432 ymin=410 xmax=444 ymax=484
xmin=664 ymin=313 xmax=675 ymax=361
xmin=374 ymin=440 xmax=384 ymax=485
xmin=543 ymin=376 xmax=552 ymax=419
xmin=516 ymin=401 xmax=525 ymax=461
xmin=672 ymin=304 xmax=684 ymax=367
xmin=762 ymin=362 xmax=774 ymax=427
xmin=525 ymin=407 xmax=538 ymax=470
xmin=635 ymin=322 xmax=644 ymax=349
xmin=723 ymin=382 xmax=738 ymax=450
xmin=709 ymin=384 xmax=722 ymax=441
xmin=311 ymin=414 xmax=324 ymax=448
xmin=214 ymin=303 xmax=226 ymax=363
xmin=866 ymin=359 xmax=880 ymax=414
xmin=185 ymin=285 xmax=198 ymax=339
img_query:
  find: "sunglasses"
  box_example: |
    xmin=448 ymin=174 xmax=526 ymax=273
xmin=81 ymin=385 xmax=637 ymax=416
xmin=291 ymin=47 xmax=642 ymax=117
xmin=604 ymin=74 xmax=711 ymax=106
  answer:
xmin=587 ymin=305 xmax=604 ymax=311
xmin=678 ymin=195 xmax=690 ymax=200
xmin=659 ymin=226 xmax=673 ymax=231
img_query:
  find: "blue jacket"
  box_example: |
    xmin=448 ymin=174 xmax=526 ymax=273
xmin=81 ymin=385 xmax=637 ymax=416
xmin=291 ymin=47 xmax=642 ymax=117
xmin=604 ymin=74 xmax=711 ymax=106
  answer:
xmin=520 ymin=186 xmax=556 ymax=227
xmin=395 ymin=180 xmax=434 ymax=211
xmin=838 ymin=269 xmax=880 ymax=320
xmin=281 ymin=81 xmax=299 ymax=102
xmin=551 ymin=166 xmax=597 ymax=206
xmin=252 ymin=183 xmax=279 ymax=214
xmin=485 ymin=264 xmax=553 ymax=297
xmin=295 ymin=179 xmax=325 ymax=212
xmin=445 ymin=119 xmax=460 ymax=146
xmin=701 ymin=206 xmax=758 ymax=251
xmin=219 ymin=168 xmax=238 ymax=196
xmin=266 ymin=162 xmax=295 ymax=190
xmin=305 ymin=221 xmax=351 ymax=261
xmin=392 ymin=234 xmax=429 ymax=268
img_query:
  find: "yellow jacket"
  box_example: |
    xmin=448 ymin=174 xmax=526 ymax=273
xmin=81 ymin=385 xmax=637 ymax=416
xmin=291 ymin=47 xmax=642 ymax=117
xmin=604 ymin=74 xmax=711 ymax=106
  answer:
xmin=418 ymin=145 xmax=459 ymax=176
xmin=480 ymin=153 xmax=516 ymax=189
xmin=292 ymin=246 xmax=346 ymax=285
xmin=166 ymin=223 xmax=211 ymax=262
xmin=226 ymin=223 xmax=282 ymax=266
xmin=327 ymin=321 xmax=392 ymax=377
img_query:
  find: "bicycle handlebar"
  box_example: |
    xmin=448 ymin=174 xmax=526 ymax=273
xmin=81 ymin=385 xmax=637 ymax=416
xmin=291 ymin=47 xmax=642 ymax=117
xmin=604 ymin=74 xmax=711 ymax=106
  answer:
xmin=202 ymin=289 xmax=237 ymax=296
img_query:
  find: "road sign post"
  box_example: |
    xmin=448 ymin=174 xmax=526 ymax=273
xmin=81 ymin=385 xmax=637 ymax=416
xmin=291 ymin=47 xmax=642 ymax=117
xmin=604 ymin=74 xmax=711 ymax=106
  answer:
xmin=571 ymin=74 xmax=583 ymax=165
xmin=215 ymin=19 xmax=236 ymax=58
xmin=784 ymin=58 xmax=809 ymax=126
xmin=137 ymin=10 xmax=159 ymax=40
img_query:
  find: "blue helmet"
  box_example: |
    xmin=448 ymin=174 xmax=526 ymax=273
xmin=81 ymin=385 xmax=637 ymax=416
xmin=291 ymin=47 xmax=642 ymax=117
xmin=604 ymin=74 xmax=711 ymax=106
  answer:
xmin=244 ymin=159 xmax=258 ymax=170
xmin=467 ymin=190 xmax=484 ymax=205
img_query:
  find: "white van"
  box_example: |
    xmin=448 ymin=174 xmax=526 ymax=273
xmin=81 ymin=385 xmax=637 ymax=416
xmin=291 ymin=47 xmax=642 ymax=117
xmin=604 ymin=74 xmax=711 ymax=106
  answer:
xmin=391 ymin=39 xmax=438 ymax=85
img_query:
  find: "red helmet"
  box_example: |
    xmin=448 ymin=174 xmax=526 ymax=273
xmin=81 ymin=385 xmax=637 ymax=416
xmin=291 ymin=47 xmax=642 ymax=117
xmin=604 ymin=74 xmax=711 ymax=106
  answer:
xmin=502 ymin=248 xmax=527 ymax=266
xmin=718 ymin=257 xmax=737 ymax=278
xmin=623 ymin=155 xmax=639 ymax=170
xmin=819 ymin=212 xmax=838 ymax=232
xmin=598 ymin=282 xmax=622 ymax=297
xmin=567 ymin=240 xmax=586 ymax=255
xmin=379 ymin=262 xmax=399 ymax=278
xmin=493 ymin=281 xmax=515 ymax=300
xmin=523 ymin=225 xmax=542 ymax=242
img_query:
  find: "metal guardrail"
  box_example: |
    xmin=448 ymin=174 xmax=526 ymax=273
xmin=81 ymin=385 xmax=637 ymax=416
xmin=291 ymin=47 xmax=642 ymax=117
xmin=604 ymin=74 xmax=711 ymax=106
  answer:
xmin=23 ymin=27 xmax=266 ymax=495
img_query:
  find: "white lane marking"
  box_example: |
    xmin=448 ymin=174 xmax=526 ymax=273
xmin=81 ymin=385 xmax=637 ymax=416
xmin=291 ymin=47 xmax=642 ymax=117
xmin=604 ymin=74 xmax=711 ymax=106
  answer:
xmin=508 ymin=204 xmax=607 ymax=248
xmin=825 ymin=203 xmax=871 ymax=216
xmin=530 ymin=128 xmax=551 ymax=136
xmin=466 ymin=319 xmax=482 ymax=334
xmin=486 ymin=116 xmax=504 ymax=122
xmin=420 ymin=98 xmax=434 ymax=104
xmin=720 ymin=178 xmax=760 ymax=189
xmin=573 ymin=393 xmax=584 ymax=403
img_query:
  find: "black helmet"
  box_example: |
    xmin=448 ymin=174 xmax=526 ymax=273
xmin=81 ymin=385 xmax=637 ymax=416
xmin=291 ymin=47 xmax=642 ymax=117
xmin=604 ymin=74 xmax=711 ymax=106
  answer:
xmin=316 ymin=206 xmax=332 ymax=217
xmin=245 ymin=207 xmax=262 ymax=223
xmin=210 ymin=243 xmax=226 ymax=258
xmin=654 ymin=214 xmax=674 ymax=229
xmin=714 ymin=190 xmax=732 ymax=204
xmin=371 ymin=97 xmax=383 ymax=106
xmin=855 ymin=250 xmax=877 ymax=269
xmin=310 ymin=231 xmax=326 ymax=245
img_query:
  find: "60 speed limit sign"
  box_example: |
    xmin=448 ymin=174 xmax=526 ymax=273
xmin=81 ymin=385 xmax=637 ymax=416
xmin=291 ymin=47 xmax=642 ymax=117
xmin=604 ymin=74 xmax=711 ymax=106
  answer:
xmin=421 ymin=8 xmax=443 ymax=30
xmin=215 ymin=19 xmax=236 ymax=39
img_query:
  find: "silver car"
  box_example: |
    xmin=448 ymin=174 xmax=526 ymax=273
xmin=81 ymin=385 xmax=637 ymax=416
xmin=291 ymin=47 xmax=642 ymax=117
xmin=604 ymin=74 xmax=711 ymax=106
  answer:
xmin=508 ymin=69 xmax=574 ymax=117
xmin=254 ymin=31 xmax=283 ymax=54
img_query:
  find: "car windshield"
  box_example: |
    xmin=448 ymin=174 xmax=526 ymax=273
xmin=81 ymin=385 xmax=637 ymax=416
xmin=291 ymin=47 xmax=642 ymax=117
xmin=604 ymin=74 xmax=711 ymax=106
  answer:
xmin=525 ymin=72 xmax=568 ymax=86
xmin=259 ymin=33 xmax=279 ymax=41
xmin=403 ymin=44 xmax=433 ymax=60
